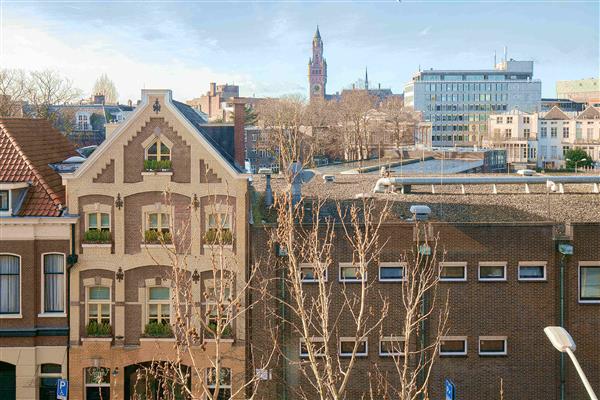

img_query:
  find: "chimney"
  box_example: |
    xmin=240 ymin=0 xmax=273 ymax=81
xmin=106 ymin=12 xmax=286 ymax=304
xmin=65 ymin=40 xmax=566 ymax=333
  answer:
xmin=378 ymin=83 xmax=381 ymax=89
xmin=209 ymin=82 xmax=217 ymax=96
xmin=232 ymin=98 xmax=246 ymax=168
xmin=264 ymin=174 xmax=273 ymax=207
xmin=128 ymin=99 xmax=132 ymax=107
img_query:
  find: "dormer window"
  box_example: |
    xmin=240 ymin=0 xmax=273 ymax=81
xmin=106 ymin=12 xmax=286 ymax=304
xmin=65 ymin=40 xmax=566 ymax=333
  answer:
xmin=0 ymin=190 xmax=8 ymax=212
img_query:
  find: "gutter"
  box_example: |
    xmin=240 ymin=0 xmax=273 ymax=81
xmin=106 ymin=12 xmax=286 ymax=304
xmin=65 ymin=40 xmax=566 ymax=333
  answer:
xmin=559 ymin=252 xmax=566 ymax=400
xmin=66 ymin=223 xmax=78 ymax=384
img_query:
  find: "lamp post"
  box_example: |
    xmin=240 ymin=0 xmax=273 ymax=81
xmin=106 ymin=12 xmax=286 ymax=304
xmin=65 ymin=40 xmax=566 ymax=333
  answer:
xmin=544 ymin=326 xmax=598 ymax=400
xmin=566 ymin=158 xmax=587 ymax=173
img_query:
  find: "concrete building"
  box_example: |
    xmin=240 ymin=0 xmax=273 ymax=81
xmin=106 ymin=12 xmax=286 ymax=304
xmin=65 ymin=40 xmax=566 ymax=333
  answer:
xmin=186 ymin=82 xmax=240 ymax=121
xmin=249 ymin=172 xmax=600 ymax=400
xmin=556 ymin=78 xmax=600 ymax=105
xmin=541 ymin=98 xmax=586 ymax=113
xmin=0 ymin=119 xmax=79 ymax=400
xmin=404 ymin=58 xmax=541 ymax=147
xmin=63 ymin=90 xmax=250 ymax=399
xmin=487 ymin=106 xmax=600 ymax=169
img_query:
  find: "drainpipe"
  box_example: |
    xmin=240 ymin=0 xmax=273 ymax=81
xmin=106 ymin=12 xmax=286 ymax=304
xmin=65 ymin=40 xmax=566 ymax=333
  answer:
xmin=418 ymin=291 xmax=428 ymax=399
xmin=559 ymin=252 xmax=566 ymax=400
xmin=66 ymin=223 xmax=78 ymax=384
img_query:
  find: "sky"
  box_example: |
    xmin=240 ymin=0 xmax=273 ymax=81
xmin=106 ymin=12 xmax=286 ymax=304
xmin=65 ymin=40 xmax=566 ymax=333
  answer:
xmin=1 ymin=0 xmax=599 ymax=103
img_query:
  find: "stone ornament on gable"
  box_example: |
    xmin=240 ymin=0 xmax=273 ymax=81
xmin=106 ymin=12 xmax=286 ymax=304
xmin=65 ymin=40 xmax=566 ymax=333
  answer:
xmin=153 ymin=98 xmax=161 ymax=114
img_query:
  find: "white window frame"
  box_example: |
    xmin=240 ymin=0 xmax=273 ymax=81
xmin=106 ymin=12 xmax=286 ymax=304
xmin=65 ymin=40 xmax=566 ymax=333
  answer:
xmin=86 ymin=286 xmax=112 ymax=325
xmin=440 ymin=262 xmax=467 ymax=282
xmin=206 ymin=367 xmax=232 ymax=400
xmin=478 ymin=262 xmax=507 ymax=282
xmin=339 ymin=337 xmax=368 ymax=357
xmin=39 ymin=252 xmax=66 ymax=317
xmin=439 ymin=336 xmax=468 ymax=356
xmin=84 ymin=367 xmax=110 ymax=399
xmin=339 ymin=262 xmax=366 ymax=283
xmin=378 ymin=262 xmax=406 ymax=283
xmin=379 ymin=336 xmax=405 ymax=357
xmin=517 ymin=261 xmax=547 ymax=282
xmin=299 ymin=337 xmax=326 ymax=358
xmin=300 ymin=263 xmax=327 ymax=283
xmin=0 ymin=189 xmax=10 ymax=215
xmin=478 ymin=336 xmax=507 ymax=356
xmin=0 ymin=253 xmax=21 ymax=318
xmin=86 ymin=212 xmax=111 ymax=232
xmin=579 ymin=262 xmax=600 ymax=304
xmin=144 ymin=138 xmax=171 ymax=161
xmin=147 ymin=286 xmax=172 ymax=325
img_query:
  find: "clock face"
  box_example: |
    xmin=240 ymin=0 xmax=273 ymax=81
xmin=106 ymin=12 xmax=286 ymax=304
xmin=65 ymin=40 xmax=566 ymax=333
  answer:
xmin=313 ymin=84 xmax=321 ymax=93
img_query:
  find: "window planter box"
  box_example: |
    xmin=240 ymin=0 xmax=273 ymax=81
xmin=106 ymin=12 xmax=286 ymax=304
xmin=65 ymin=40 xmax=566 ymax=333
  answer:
xmin=143 ymin=160 xmax=172 ymax=173
xmin=143 ymin=230 xmax=172 ymax=245
xmin=141 ymin=171 xmax=173 ymax=176
xmin=83 ymin=230 xmax=112 ymax=245
xmin=143 ymin=322 xmax=174 ymax=338
xmin=86 ymin=322 xmax=112 ymax=337
xmin=81 ymin=337 xmax=113 ymax=342
xmin=203 ymin=229 xmax=233 ymax=246
xmin=204 ymin=323 xmax=234 ymax=341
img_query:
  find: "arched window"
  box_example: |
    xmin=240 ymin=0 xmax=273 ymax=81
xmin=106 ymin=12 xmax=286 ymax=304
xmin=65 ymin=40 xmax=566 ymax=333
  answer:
xmin=0 ymin=254 xmax=20 ymax=314
xmin=39 ymin=364 xmax=62 ymax=400
xmin=145 ymin=139 xmax=170 ymax=161
xmin=85 ymin=367 xmax=110 ymax=400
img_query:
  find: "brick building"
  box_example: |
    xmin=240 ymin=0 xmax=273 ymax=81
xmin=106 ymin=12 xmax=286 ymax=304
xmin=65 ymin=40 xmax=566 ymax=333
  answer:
xmin=186 ymin=83 xmax=240 ymax=122
xmin=0 ymin=119 xmax=79 ymax=400
xmin=62 ymin=89 xmax=250 ymax=399
xmin=248 ymin=173 xmax=600 ymax=400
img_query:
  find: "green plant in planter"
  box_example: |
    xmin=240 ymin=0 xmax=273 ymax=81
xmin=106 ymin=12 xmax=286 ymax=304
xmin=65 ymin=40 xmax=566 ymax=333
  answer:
xmin=144 ymin=230 xmax=172 ymax=244
xmin=83 ymin=230 xmax=112 ymax=244
xmin=205 ymin=321 xmax=233 ymax=338
xmin=144 ymin=321 xmax=173 ymax=337
xmin=86 ymin=321 xmax=112 ymax=337
xmin=144 ymin=159 xmax=172 ymax=172
xmin=204 ymin=229 xmax=233 ymax=245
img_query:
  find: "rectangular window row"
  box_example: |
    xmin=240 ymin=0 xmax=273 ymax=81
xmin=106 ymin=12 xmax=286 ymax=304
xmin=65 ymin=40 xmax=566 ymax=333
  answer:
xmin=299 ymin=336 xmax=508 ymax=358
xmin=299 ymin=261 xmax=549 ymax=283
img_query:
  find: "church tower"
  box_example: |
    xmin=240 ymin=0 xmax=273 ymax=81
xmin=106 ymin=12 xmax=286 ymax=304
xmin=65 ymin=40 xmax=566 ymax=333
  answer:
xmin=308 ymin=26 xmax=327 ymax=101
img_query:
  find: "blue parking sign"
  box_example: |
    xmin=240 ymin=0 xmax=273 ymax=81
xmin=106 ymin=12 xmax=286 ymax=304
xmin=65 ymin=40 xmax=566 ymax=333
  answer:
xmin=56 ymin=379 xmax=68 ymax=399
xmin=445 ymin=378 xmax=455 ymax=400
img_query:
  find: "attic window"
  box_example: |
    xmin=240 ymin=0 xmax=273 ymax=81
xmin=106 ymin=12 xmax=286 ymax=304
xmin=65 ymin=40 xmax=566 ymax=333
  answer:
xmin=145 ymin=139 xmax=171 ymax=161
xmin=0 ymin=190 xmax=8 ymax=212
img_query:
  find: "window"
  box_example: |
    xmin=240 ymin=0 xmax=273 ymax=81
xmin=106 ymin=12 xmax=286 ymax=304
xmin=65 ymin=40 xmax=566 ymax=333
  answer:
xmin=440 ymin=262 xmax=467 ymax=282
xmin=496 ymin=117 xmax=503 ymax=124
xmin=300 ymin=338 xmax=326 ymax=357
xmin=479 ymin=337 xmax=507 ymax=356
xmin=523 ymin=116 xmax=530 ymax=124
xmin=379 ymin=336 xmax=405 ymax=356
xmin=145 ymin=139 xmax=171 ymax=161
xmin=506 ymin=117 xmax=513 ymax=124
xmin=85 ymin=367 xmax=110 ymax=400
xmin=440 ymin=337 xmax=467 ymax=356
xmin=39 ymin=364 xmax=61 ymax=400
xmin=339 ymin=338 xmax=368 ymax=357
xmin=541 ymin=127 xmax=547 ymax=138
xmin=206 ymin=367 xmax=231 ymax=400
xmin=478 ymin=263 xmax=506 ymax=281
xmin=339 ymin=263 xmax=365 ymax=283
xmin=87 ymin=287 xmax=110 ymax=325
xmin=551 ymin=127 xmax=557 ymax=138
xmin=300 ymin=263 xmax=326 ymax=283
xmin=208 ymin=213 xmax=231 ymax=231
xmin=147 ymin=213 xmax=170 ymax=234
xmin=88 ymin=212 xmax=110 ymax=231
xmin=203 ymin=278 xmax=233 ymax=338
xmin=379 ymin=263 xmax=405 ymax=282
xmin=563 ymin=127 xmax=570 ymax=139
xmin=42 ymin=254 xmax=64 ymax=313
xmin=148 ymin=287 xmax=170 ymax=324
xmin=579 ymin=264 xmax=600 ymax=303
xmin=518 ymin=262 xmax=546 ymax=281
xmin=524 ymin=128 xmax=530 ymax=139
xmin=0 ymin=190 xmax=8 ymax=211
xmin=0 ymin=254 xmax=20 ymax=314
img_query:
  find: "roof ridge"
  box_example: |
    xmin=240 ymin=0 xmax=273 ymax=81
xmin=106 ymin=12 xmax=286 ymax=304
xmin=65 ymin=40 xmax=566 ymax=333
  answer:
xmin=0 ymin=122 xmax=63 ymax=211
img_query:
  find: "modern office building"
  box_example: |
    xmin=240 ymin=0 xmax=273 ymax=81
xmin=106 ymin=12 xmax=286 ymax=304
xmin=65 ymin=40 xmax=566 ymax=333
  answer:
xmin=541 ymin=98 xmax=586 ymax=112
xmin=404 ymin=59 xmax=541 ymax=147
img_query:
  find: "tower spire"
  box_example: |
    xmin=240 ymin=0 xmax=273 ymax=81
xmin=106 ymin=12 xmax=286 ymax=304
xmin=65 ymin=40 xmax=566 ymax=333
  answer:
xmin=365 ymin=66 xmax=369 ymax=90
xmin=314 ymin=25 xmax=321 ymax=40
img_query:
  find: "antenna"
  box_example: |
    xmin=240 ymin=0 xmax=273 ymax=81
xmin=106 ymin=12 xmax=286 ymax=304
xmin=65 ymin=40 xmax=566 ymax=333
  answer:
xmin=494 ymin=51 xmax=497 ymax=67
xmin=504 ymin=46 xmax=507 ymax=62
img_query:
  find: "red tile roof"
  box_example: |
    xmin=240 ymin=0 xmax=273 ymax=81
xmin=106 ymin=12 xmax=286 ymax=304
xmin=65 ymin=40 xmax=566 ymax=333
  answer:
xmin=0 ymin=118 xmax=78 ymax=217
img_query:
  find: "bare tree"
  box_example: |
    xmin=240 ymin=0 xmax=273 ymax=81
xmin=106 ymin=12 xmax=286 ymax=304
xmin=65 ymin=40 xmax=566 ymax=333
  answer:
xmin=371 ymin=225 xmax=449 ymax=400
xmin=26 ymin=69 xmax=82 ymax=119
xmin=380 ymin=97 xmax=419 ymax=150
xmin=92 ymin=73 xmax=119 ymax=104
xmin=137 ymin=187 xmax=275 ymax=400
xmin=331 ymin=90 xmax=376 ymax=161
xmin=0 ymin=69 xmax=28 ymax=117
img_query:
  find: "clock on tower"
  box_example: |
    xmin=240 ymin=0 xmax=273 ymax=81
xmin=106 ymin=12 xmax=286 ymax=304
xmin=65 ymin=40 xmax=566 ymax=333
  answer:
xmin=308 ymin=26 xmax=327 ymax=101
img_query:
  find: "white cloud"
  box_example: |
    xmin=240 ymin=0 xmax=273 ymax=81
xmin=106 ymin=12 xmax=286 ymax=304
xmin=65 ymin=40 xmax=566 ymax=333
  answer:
xmin=418 ymin=26 xmax=431 ymax=36
xmin=1 ymin=18 xmax=254 ymax=103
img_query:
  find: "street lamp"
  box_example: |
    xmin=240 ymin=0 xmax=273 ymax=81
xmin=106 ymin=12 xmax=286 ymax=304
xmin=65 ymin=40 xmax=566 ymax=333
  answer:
xmin=544 ymin=326 xmax=598 ymax=400
xmin=566 ymin=158 xmax=587 ymax=173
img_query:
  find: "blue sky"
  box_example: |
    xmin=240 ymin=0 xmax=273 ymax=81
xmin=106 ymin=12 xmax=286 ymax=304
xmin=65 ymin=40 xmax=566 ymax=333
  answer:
xmin=1 ymin=0 xmax=598 ymax=103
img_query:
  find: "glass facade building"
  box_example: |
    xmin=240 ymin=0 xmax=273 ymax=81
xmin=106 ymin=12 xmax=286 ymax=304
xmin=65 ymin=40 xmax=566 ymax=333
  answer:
xmin=404 ymin=60 xmax=541 ymax=147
